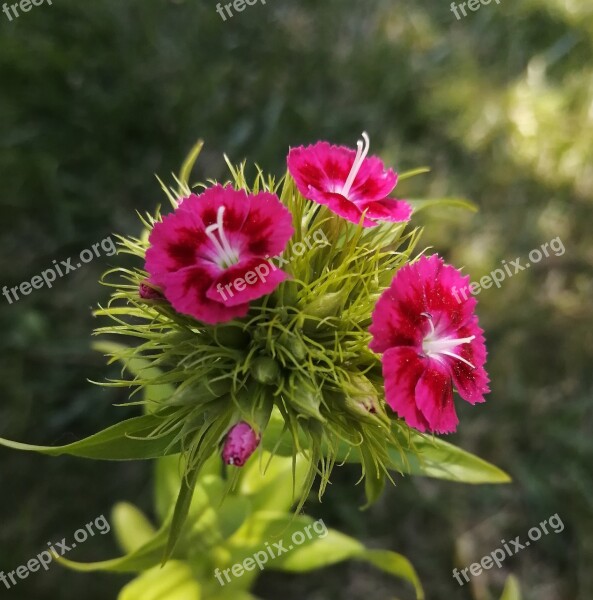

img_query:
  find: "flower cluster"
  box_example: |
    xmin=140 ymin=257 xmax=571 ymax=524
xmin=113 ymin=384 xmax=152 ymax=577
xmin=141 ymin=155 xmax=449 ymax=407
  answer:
xmin=97 ymin=132 xmax=490 ymax=510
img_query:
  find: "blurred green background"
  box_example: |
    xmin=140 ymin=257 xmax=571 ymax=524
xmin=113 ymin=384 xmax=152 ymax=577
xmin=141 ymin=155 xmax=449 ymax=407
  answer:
xmin=0 ymin=0 xmax=591 ymax=598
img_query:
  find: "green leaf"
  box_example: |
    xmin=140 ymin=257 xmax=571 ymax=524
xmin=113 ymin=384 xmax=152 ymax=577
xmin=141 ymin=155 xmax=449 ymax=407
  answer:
xmin=118 ymin=561 xmax=201 ymax=600
xmin=398 ymin=167 xmax=431 ymax=181
xmin=155 ymin=455 xmax=187 ymax=525
xmin=226 ymin=512 xmax=360 ymax=571
xmin=164 ymin=463 xmax=201 ymax=563
xmin=163 ymin=409 xmax=234 ymax=562
xmin=185 ymin=475 xmax=251 ymax=552
xmin=500 ymin=575 xmax=522 ymax=600
xmin=112 ymin=503 xmax=157 ymax=554
xmin=154 ymin=453 xmax=222 ymax=525
xmin=360 ymin=445 xmax=386 ymax=507
xmin=260 ymin=408 xmax=297 ymax=457
xmin=239 ymin=453 xmax=308 ymax=513
xmin=387 ymin=431 xmax=511 ymax=484
xmin=0 ymin=414 xmax=180 ymax=461
xmin=362 ymin=550 xmax=424 ymax=600
xmin=267 ymin=518 xmax=365 ymax=571
xmin=227 ymin=513 xmax=423 ymax=599
xmin=179 ymin=139 xmax=204 ymax=187
xmin=408 ymin=197 xmax=478 ymax=214
xmin=58 ymin=517 xmax=172 ymax=573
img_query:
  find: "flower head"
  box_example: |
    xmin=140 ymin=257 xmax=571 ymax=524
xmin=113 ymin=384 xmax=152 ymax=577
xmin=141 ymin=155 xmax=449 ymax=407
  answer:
xmin=145 ymin=185 xmax=294 ymax=324
xmin=222 ymin=421 xmax=260 ymax=467
xmin=369 ymin=255 xmax=490 ymax=433
xmin=287 ymin=132 xmax=412 ymax=227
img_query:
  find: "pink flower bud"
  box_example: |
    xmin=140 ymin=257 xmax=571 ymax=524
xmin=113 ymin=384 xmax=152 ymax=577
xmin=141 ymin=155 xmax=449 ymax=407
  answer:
xmin=139 ymin=281 xmax=163 ymax=300
xmin=222 ymin=421 xmax=260 ymax=467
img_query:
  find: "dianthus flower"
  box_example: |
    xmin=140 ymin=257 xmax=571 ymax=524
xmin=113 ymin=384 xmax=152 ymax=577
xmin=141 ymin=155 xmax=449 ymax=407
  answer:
xmin=145 ymin=185 xmax=294 ymax=324
xmin=369 ymin=255 xmax=490 ymax=433
xmin=287 ymin=132 xmax=411 ymax=227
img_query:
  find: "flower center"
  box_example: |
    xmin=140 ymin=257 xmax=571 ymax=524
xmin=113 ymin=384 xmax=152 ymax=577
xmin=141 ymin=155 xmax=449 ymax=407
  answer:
xmin=341 ymin=131 xmax=370 ymax=199
xmin=420 ymin=312 xmax=476 ymax=369
xmin=205 ymin=206 xmax=240 ymax=269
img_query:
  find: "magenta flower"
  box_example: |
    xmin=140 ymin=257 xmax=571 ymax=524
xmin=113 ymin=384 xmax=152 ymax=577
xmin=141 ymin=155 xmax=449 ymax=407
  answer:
xmin=287 ymin=132 xmax=412 ymax=227
xmin=222 ymin=421 xmax=260 ymax=467
xmin=145 ymin=185 xmax=294 ymax=324
xmin=369 ymin=255 xmax=490 ymax=434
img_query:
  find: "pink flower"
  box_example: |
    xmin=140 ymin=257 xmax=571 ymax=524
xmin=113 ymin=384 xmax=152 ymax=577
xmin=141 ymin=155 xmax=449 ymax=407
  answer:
xmin=287 ymin=132 xmax=412 ymax=227
xmin=145 ymin=185 xmax=294 ymax=324
xmin=369 ymin=255 xmax=490 ymax=434
xmin=222 ymin=421 xmax=260 ymax=467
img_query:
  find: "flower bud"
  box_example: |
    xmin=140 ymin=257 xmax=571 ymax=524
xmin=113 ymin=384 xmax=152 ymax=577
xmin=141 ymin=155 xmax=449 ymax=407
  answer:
xmin=303 ymin=291 xmax=345 ymax=319
xmin=139 ymin=281 xmax=163 ymax=300
xmin=222 ymin=422 xmax=260 ymax=467
xmin=301 ymin=291 xmax=346 ymax=333
xmin=250 ymin=357 xmax=281 ymax=385
xmin=343 ymin=375 xmax=388 ymax=425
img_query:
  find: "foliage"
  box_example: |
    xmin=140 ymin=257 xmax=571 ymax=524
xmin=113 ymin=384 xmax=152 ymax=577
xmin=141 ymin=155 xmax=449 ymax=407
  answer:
xmin=61 ymin=451 xmax=425 ymax=600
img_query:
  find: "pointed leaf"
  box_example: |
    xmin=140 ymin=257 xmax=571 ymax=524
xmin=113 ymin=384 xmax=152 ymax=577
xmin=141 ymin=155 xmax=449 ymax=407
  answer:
xmin=0 ymin=414 xmax=180 ymax=461
xmin=58 ymin=519 xmax=171 ymax=573
xmin=228 ymin=514 xmax=423 ymax=599
xmin=163 ymin=463 xmax=201 ymax=563
xmin=163 ymin=405 xmax=233 ymax=560
xmin=408 ymin=197 xmax=478 ymax=214
xmin=112 ymin=503 xmax=157 ymax=554
xmin=362 ymin=549 xmax=424 ymax=600
xmin=500 ymin=575 xmax=521 ymax=600
xmin=387 ymin=431 xmax=511 ymax=484
xmin=118 ymin=561 xmax=201 ymax=600
xmin=398 ymin=167 xmax=431 ymax=181
xmin=179 ymin=139 xmax=205 ymax=187
xmin=155 ymin=455 xmax=187 ymax=524
xmin=239 ymin=453 xmax=308 ymax=513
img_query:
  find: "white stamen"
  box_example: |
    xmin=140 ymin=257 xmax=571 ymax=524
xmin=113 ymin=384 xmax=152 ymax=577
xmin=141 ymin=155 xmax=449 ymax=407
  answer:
xmin=341 ymin=131 xmax=370 ymax=199
xmin=205 ymin=206 xmax=239 ymax=268
xmin=439 ymin=350 xmax=477 ymax=370
xmin=421 ymin=313 xmax=476 ymax=369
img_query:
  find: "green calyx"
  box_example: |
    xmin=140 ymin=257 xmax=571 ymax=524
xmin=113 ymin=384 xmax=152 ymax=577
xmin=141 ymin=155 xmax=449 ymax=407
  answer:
xmin=93 ymin=154 xmax=425 ymax=556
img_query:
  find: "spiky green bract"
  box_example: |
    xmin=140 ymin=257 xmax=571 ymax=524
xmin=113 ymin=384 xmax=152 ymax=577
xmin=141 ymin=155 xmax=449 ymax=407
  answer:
xmin=95 ymin=156 xmax=423 ymax=553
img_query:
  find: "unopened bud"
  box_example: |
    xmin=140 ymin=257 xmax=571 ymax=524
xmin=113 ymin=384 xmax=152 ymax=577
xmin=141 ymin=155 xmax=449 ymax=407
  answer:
xmin=222 ymin=422 xmax=260 ymax=467
xmin=250 ymin=357 xmax=280 ymax=385
xmin=139 ymin=281 xmax=163 ymax=300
